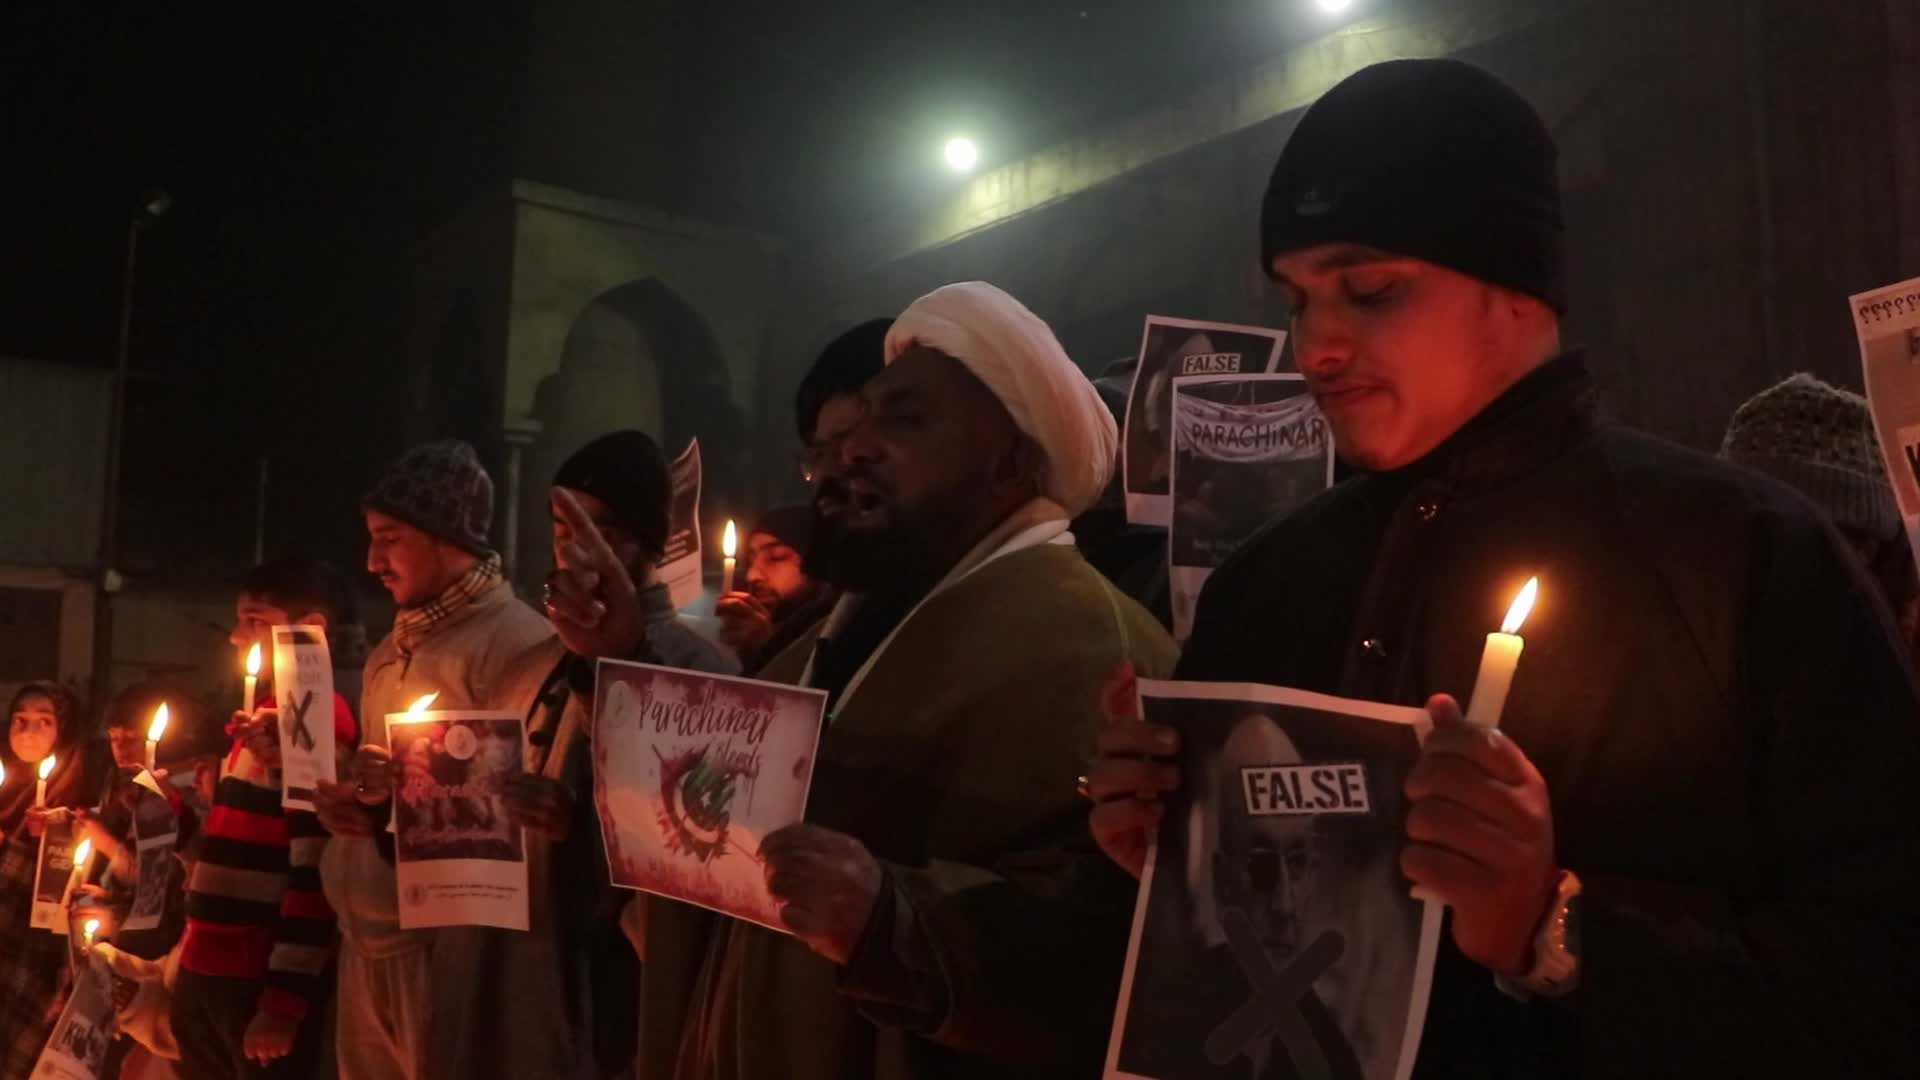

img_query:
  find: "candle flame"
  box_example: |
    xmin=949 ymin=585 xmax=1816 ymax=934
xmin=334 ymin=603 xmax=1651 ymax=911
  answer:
xmin=406 ymin=692 xmax=439 ymax=717
xmin=37 ymin=756 xmax=55 ymax=781
xmin=148 ymin=703 xmax=170 ymax=743
xmin=82 ymin=918 xmax=100 ymax=943
xmin=1501 ymin=577 xmax=1540 ymax=635
xmin=245 ymin=642 xmax=263 ymax=677
xmin=73 ymin=838 xmax=91 ymax=866
xmin=721 ymin=520 xmax=738 ymax=558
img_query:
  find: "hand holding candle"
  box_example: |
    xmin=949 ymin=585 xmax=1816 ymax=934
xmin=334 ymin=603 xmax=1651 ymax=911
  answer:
xmin=1410 ymin=577 xmax=1540 ymax=907
xmin=720 ymin=520 xmax=738 ymax=595
xmin=146 ymin=703 xmax=169 ymax=773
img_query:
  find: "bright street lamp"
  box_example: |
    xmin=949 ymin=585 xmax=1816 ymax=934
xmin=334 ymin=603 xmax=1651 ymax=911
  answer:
xmin=1314 ymin=0 xmax=1354 ymax=13
xmin=943 ymin=137 xmax=979 ymax=172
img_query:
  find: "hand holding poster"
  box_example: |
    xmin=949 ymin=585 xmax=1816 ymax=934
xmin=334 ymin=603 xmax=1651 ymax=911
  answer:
xmin=1106 ymin=680 xmax=1440 ymax=1080
xmin=389 ymin=710 xmax=529 ymax=931
xmin=30 ymin=815 xmax=80 ymax=932
xmin=29 ymin=948 xmax=115 ymax=1080
xmin=659 ymin=439 xmax=706 ymax=610
xmin=593 ymin=660 xmax=826 ymax=930
xmin=271 ymin=625 xmax=337 ymax=811
xmin=1853 ymin=275 xmax=1920 ymax=567
xmin=1124 ymin=317 xmax=1288 ymax=526
xmin=1168 ymin=373 xmax=1331 ymax=640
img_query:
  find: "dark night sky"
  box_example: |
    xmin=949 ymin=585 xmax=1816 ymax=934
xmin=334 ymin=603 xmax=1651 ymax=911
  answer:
xmin=0 ymin=1 xmax=1339 ymax=581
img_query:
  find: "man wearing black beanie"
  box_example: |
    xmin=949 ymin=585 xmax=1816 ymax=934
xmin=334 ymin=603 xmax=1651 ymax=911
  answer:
xmin=423 ymin=430 xmax=736 ymax=1080
xmin=1088 ymin=59 xmax=1919 ymax=1077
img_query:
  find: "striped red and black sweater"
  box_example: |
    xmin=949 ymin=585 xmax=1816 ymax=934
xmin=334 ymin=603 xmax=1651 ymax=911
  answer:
xmin=178 ymin=691 xmax=356 ymax=1019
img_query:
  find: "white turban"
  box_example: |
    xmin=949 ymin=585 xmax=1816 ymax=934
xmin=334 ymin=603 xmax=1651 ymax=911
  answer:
xmin=884 ymin=282 xmax=1117 ymax=517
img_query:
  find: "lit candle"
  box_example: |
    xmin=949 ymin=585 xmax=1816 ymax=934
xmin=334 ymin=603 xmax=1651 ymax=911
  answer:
xmin=242 ymin=642 xmax=263 ymax=715
xmin=1411 ymin=577 xmax=1540 ymax=906
xmin=82 ymin=918 xmax=100 ymax=947
xmin=67 ymin=837 xmax=93 ymax=899
xmin=146 ymin=703 xmax=169 ymax=773
xmin=1465 ymin=577 xmax=1539 ymax=730
xmin=406 ymin=692 xmax=439 ymax=718
xmin=34 ymin=756 xmax=55 ymax=807
xmin=720 ymin=520 xmax=738 ymax=595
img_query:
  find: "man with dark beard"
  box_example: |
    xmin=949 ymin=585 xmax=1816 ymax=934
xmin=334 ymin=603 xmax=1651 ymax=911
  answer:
xmin=715 ymin=508 xmax=837 ymax=673
xmin=544 ymin=282 xmax=1177 ymax=1079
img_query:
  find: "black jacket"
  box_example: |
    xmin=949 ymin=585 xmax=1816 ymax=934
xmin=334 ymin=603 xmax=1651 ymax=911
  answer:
xmin=1179 ymin=353 xmax=1920 ymax=1078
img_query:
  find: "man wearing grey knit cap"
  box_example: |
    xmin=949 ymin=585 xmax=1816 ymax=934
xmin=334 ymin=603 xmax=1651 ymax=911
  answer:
xmin=1722 ymin=373 xmax=1920 ymax=659
xmin=314 ymin=439 xmax=550 ymax=1080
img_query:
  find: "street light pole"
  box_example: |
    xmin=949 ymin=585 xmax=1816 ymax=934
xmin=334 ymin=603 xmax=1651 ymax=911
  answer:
xmin=91 ymin=189 xmax=169 ymax=708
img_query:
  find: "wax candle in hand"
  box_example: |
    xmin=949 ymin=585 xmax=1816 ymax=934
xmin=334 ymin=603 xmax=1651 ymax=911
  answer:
xmin=1465 ymin=577 xmax=1538 ymax=730
xmin=34 ymin=756 xmax=55 ymax=807
xmin=68 ymin=837 xmax=93 ymax=900
xmin=243 ymin=642 xmax=263 ymax=715
xmin=721 ymin=520 xmax=738 ymax=595
xmin=1412 ymin=577 xmax=1539 ymax=906
xmin=146 ymin=704 xmax=169 ymax=773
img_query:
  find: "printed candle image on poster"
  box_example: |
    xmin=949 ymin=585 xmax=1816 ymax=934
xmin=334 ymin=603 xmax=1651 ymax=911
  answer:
xmin=1123 ymin=316 xmax=1287 ymax=526
xmin=659 ymin=438 xmax=706 ymax=610
xmin=1168 ymin=374 xmax=1332 ymax=641
xmin=1106 ymin=681 xmax=1440 ymax=1080
xmin=593 ymin=659 xmax=827 ymax=931
xmin=391 ymin=711 xmax=530 ymax=931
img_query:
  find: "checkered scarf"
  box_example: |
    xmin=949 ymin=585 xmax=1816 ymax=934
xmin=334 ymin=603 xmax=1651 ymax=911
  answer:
xmin=0 ymin=831 xmax=71 ymax=1080
xmin=392 ymin=554 xmax=504 ymax=658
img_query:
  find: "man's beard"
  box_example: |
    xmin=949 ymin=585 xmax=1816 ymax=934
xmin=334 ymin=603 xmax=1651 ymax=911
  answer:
xmin=805 ymin=474 xmax=979 ymax=595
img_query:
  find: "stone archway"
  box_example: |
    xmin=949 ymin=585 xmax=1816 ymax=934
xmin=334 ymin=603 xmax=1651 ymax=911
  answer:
xmin=514 ymin=279 xmax=746 ymax=589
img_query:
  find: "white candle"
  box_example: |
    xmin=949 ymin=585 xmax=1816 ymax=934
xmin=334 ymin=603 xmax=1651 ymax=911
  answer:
xmin=146 ymin=703 xmax=169 ymax=773
xmin=1413 ymin=577 xmax=1539 ymax=906
xmin=1465 ymin=578 xmax=1538 ymax=730
xmin=34 ymin=756 xmax=55 ymax=807
xmin=242 ymin=642 xmax=263 ymax=716
xmin=68 ymin=837 xmax=93 ymax=899
xmin=720 ymin=520 xmax=738 ymax=595
xmin=82 ymin=918 xmax=100 ymax=947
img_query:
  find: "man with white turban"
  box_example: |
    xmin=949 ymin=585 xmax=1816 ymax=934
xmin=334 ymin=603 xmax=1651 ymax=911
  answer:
xmin=571 ymin=281 xmax=1176 ymax=1079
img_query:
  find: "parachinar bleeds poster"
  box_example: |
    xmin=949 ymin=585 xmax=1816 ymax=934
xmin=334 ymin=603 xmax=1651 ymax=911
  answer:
xmin=1854 ymin=276 xmax=1920 ymax=568
xmin=1123 ymin=316 xmax=1287 ymax=526
xmin=593 ymin=659 xmax=826 ymax=931
xmin=1106 ymin=680 xmax=1440 ymax=1080
xmin=1169 ymin=374 xmax=1333 ymax=640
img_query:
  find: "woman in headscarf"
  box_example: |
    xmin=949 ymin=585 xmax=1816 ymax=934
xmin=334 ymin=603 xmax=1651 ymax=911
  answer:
xmin=0 ymin=681 xmax=100 ymax=1080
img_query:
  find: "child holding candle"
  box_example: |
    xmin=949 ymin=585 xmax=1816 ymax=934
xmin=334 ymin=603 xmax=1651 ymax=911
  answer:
xmin=0 ymin=682 xmax=101 ymax=1080
xmin=170 ymin=557 xmax=361 ymax=1080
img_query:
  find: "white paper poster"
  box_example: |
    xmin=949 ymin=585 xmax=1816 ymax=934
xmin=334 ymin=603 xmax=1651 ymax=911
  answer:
xmin=1123 ymin=316 xmax=1289 ymax=526
xmin=271 ymin=625 xmax=337 ymax=811
xmin=1854 ymin=275 xmax=1920 ymax=567
xmin=121 ymin=771 xmax=177 ymax=933
xmin=1168 ymin=372 xmax=1331 ymax=641
xmin=593 ymin=660 xmax=827 ymax=931
xmin=29 ymin=816 xmax=79 ymax=933
xmin=1106 ymin=680 xmax=1439 ymax=1080
xmin=29 ymin=950 xmax=115 ymax=1080
xmin=660 ymin=439 xmax=706 ymax=610
xmin=390 ymin=710 xmax=530 ymax=931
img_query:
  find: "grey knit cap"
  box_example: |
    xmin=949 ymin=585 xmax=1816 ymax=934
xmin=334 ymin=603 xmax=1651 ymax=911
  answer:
xmin=1720 ymin=373 xmax=1899 ymax=538
xmin=363 ymin=440 xmax=496 ymax=557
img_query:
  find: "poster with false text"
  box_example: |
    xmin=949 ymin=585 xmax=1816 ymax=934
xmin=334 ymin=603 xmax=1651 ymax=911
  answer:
xmin=1106 ymin=680 xmax=1439 ymax=1080
xmin=1854 ymin=276 xmax=1920 ymax=568
xmin=1124 ymin=317 xmax=1288 ymax=526
xmin=660 ymin=439 xmax=706 ymax=610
